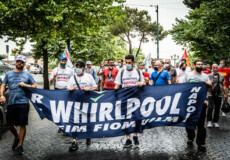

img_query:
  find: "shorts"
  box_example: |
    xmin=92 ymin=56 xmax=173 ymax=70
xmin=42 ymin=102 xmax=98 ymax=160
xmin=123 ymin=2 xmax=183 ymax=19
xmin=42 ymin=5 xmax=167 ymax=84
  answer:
xmin=6 ymin=104 xmax=30 ymax=126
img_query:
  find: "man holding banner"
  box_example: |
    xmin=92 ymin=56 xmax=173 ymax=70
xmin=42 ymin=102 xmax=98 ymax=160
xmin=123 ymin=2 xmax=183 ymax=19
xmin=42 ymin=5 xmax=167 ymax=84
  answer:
xmin=114 ymin=54 xmax=145 ymax=148
xmin=50 ymin=55 xmax=74 ymax=133
xmin=183 ymin=59 xmax=212 ymax=152
xmin=68 ymin=61 xmax=98 ymax=152
xmin=0 ymin=55 xmax=37 ymax=155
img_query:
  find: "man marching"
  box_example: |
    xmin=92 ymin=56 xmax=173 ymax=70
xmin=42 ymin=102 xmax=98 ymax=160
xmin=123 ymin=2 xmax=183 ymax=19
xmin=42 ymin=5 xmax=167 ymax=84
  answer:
xmin=0 ymin=55 xmax=37 ymax=155
xmin=114 ymin=54 xmax=145 ymax=148
xmin=50 ymin=55 xmax=74 ymax=133
xmin=68 ymin=61 xmax=98 ymax=152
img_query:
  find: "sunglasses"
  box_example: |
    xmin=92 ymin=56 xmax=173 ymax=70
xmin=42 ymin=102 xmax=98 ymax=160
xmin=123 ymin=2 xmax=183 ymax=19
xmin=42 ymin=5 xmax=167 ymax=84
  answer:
xmin=16 ymin=60 xmax=25 ymax=64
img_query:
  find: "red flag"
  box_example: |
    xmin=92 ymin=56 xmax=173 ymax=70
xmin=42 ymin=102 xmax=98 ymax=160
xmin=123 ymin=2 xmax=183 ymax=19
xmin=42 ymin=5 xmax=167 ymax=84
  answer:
xmin=182 ymin=49 xmax=191 ymax=67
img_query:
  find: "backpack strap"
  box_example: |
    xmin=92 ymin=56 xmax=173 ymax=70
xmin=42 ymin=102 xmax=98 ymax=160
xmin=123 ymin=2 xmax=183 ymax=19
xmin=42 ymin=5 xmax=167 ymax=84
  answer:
xmin=120 ymin=69 xmax=125 ymax=84
xmin=154 ymin=70 xmax=163 ymax=85
xmin=135 ymin=68 xmax=141 ymax=82
xmin=74 ymin=75 xmax=82 ymax=90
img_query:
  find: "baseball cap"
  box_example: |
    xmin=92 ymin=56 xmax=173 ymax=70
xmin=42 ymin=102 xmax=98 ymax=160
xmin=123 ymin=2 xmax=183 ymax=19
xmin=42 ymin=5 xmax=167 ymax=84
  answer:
xmin=76 ymin=61 xmax=85 ymax=68
xmin=59 ymin=55 xmax=67 ymax=60
xmin=86 ymin=61 xmax=92 ymax=65
xmin=16 ymin=55 xmax=26 ymax=63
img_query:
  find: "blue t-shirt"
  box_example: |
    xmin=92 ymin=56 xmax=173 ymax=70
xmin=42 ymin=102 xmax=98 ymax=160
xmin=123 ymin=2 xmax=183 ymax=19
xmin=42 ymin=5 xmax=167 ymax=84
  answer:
xmin=3 ymin=71 xmax=36 ymax=105
xmin=150 ymin=70 xmax=170 ymax=85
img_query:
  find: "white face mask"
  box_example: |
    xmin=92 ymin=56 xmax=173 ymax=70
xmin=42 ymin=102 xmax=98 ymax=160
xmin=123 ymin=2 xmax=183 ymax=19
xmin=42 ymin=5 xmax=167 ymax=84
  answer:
xmin=75 ymin=68 xmax=83 ymax=75
xmin=164 ymin=64 xmax=169 ymax=68
xmin=141 ymin=69 xmax=145 ymax=73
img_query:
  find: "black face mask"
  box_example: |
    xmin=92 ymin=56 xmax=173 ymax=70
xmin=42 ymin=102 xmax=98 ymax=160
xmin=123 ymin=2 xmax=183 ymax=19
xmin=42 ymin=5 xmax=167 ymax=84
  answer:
xmin=154 ymin=66 xmax=158 ymax=71
xmin=182 ymin=68 xmax=186 ymax=71
xmin=196 ymin=67 xmax=203 ymax=73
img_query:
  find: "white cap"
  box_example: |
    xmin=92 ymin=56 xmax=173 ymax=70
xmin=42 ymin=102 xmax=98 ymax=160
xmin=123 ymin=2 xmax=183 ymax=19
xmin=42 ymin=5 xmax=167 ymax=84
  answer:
xmin=16 ymin=55 xmax=26 ymax=63
xmin=86 ymin=61 xmax=92 ymax=65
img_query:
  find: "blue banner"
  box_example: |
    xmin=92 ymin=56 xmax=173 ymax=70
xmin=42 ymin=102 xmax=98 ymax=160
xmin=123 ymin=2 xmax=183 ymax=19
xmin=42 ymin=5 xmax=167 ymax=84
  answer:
xmin=23 ymin=83 xmax=207 ymax=139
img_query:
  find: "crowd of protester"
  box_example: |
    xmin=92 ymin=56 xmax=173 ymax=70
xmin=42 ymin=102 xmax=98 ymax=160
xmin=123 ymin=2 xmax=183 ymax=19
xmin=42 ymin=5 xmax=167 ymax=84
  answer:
xmin=0 ymin=54 xmax=229 ymax=154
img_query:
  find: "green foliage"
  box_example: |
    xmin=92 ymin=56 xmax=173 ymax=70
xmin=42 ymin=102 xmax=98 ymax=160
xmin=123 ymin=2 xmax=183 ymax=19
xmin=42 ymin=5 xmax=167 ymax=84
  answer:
xmin=183 ymin=0 xmax=214 ymax=10
xmin=109 ymin=7 xmax=167 ymax=58
xmin=0 ymin=54 xmax=7 ymax=60
xmin=0 ymin=0 xmax=125 ymax=88
xmin=171 ymin=0 xmax=230 ymax=64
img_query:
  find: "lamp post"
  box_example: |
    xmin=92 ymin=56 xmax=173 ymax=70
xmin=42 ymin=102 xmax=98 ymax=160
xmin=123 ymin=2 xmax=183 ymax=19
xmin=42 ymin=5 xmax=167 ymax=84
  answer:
xmin=150 ymin=5 xmax=159 ymax=59
xmin=171 ymin=54 xmax=179 ymax=67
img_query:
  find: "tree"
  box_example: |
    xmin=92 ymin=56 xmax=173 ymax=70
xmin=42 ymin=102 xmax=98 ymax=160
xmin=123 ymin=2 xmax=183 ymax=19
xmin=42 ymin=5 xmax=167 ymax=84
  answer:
xmin=171 ymin=0 xmax=230 ymax=63
xmin=183 ymin=0 xmax=214 ymax=10
xmin=0 ymin=0 xmax=123 ymax=89
xmin=109 ymin=7 xmax=167 ymax=59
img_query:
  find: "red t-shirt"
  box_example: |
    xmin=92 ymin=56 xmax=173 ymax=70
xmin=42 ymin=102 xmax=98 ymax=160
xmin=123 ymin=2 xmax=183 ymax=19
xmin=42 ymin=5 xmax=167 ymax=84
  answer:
xmin=219 ymin=68 xmax=230 ymax=88
xmin=143 ymin=72 xmax=150 ymax=78
xmin=103 ymin=67 xmax=119 ymax=89
xmin=202 ymin=68 xmax=211 ymax=74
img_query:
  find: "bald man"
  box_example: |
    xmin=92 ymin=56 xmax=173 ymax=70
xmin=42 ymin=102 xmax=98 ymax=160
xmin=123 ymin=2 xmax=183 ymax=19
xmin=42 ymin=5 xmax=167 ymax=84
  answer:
xmin=150 ymin=61 xmax=171 ymax=85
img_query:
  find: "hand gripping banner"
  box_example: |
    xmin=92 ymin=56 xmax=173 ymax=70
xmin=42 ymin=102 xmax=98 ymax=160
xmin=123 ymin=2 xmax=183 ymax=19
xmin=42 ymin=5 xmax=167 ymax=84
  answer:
xmin=23 ymin=83 xmax=207 ymax=139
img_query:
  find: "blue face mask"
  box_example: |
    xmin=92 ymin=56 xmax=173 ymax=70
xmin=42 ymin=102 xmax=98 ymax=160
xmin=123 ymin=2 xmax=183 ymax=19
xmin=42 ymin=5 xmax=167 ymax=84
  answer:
xmin=126 ymin=64 xmax=132 ymax=70
xmin=219 ymin=64 xmax=223 ymax=68
xmin=203 ymin=65 xmax=206 ymax=68
xmin=118 ymin=63 xmax=122 ymax=67
xmin=75 ymin=68 xmax=83 ymax=75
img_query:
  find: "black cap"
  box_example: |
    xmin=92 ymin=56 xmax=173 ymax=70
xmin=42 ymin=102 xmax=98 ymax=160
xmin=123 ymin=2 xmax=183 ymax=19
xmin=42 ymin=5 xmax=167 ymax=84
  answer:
xmin=76 ymin=61 xmax=85 ymax=68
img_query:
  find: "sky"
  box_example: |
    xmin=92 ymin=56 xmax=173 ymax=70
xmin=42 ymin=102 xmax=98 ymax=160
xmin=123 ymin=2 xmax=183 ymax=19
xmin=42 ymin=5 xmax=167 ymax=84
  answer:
xmin=123 ymin=0 xmax=190 ymax=60
xmin=0 ymin=0 xmax=190 ymax=61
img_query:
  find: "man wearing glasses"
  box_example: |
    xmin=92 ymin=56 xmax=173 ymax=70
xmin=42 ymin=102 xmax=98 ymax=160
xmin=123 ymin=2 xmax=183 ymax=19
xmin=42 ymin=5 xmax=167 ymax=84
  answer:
xmin=0 ymin=55 xmax=37 ymax=155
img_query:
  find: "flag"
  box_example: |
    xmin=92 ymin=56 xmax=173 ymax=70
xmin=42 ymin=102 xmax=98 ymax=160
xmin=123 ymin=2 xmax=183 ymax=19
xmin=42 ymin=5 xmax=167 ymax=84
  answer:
xmin=63 ymin=46 xmax=73 ymax=68
xmin=182 ymin=49 xmax=191 ymax=67
xmin=144 ymin=53 xmax=151 ymax=69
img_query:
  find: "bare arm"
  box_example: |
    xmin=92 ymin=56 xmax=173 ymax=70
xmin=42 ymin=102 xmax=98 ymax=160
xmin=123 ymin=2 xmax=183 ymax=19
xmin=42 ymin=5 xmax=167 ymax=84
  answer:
xmin=0 ymin=83 xmax=7 ymax=104
xmin=223 ymin=81 xmax=228 ymax=101
xmin=114 ymin=84 xmax=120 ymax=89
xmin=167 ymin=80 xmax=171 ymax=84
xmin=101 ymin=75 xmax=105 ymax=91
xmin=19 ymin=82 xmax=37 ymax=88
xmin=50 ymin=72 xmax=57 ymax=85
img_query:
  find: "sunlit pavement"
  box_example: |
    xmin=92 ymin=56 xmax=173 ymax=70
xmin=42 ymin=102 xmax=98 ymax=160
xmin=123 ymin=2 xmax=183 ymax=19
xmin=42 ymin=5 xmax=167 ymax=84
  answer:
xmin=0 ymin=74 xmax=230 ymax=160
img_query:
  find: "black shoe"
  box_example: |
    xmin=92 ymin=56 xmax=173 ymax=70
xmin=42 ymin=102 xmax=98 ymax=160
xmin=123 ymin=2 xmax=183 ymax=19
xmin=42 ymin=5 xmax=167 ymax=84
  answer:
xmin=124 ymin=139 xmax=132 ymax=148
xmin=12 ymin=138 xmax=19 ymax=150
xmin=69 ymin=141 xmax=79 ymax=152
xmin=198 ymin=145 xmax=206 ymax=152
xmin=133 ymin=136 xmax=139 ymax=145
xmin=86 ymin=138 xmax=91 ymax=145
xmin=187 ymin=140 xmax=193 ymax=146
xmin=17 ymin=146 xmax=24 ymax=155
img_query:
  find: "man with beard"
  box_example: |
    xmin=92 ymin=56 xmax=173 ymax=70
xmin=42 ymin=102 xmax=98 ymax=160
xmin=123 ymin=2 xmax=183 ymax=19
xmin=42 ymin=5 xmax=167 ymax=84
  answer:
xmin=0 ymin=55 xmax=37 ymax=155
xmin=207 ymin=64 xmax=228 ymax=128
xmin=183 ymin=59 xmax=212 ymax=152
xmin=164 ymin=59 xmax=178 ymax=84
xmin=102 ymin=59 xmax=119 ymax=90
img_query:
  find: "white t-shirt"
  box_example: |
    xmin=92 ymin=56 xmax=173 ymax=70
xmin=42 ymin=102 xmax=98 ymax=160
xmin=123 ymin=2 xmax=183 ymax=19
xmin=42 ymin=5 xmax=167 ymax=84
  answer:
xmin=148 ymin=67 xmax=155 ymax=77
xmin=67 ymin=73 xmax=97 ymax=90
xmin=176 ymin=68 xmax=188 ymax=83
xmin=117 ymin=65 xmax=126 ymax=72
xmin=50 ymin=67 xmax=74 ymax=89
xmin=115 ymin=69 xmax=144 ymax=88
